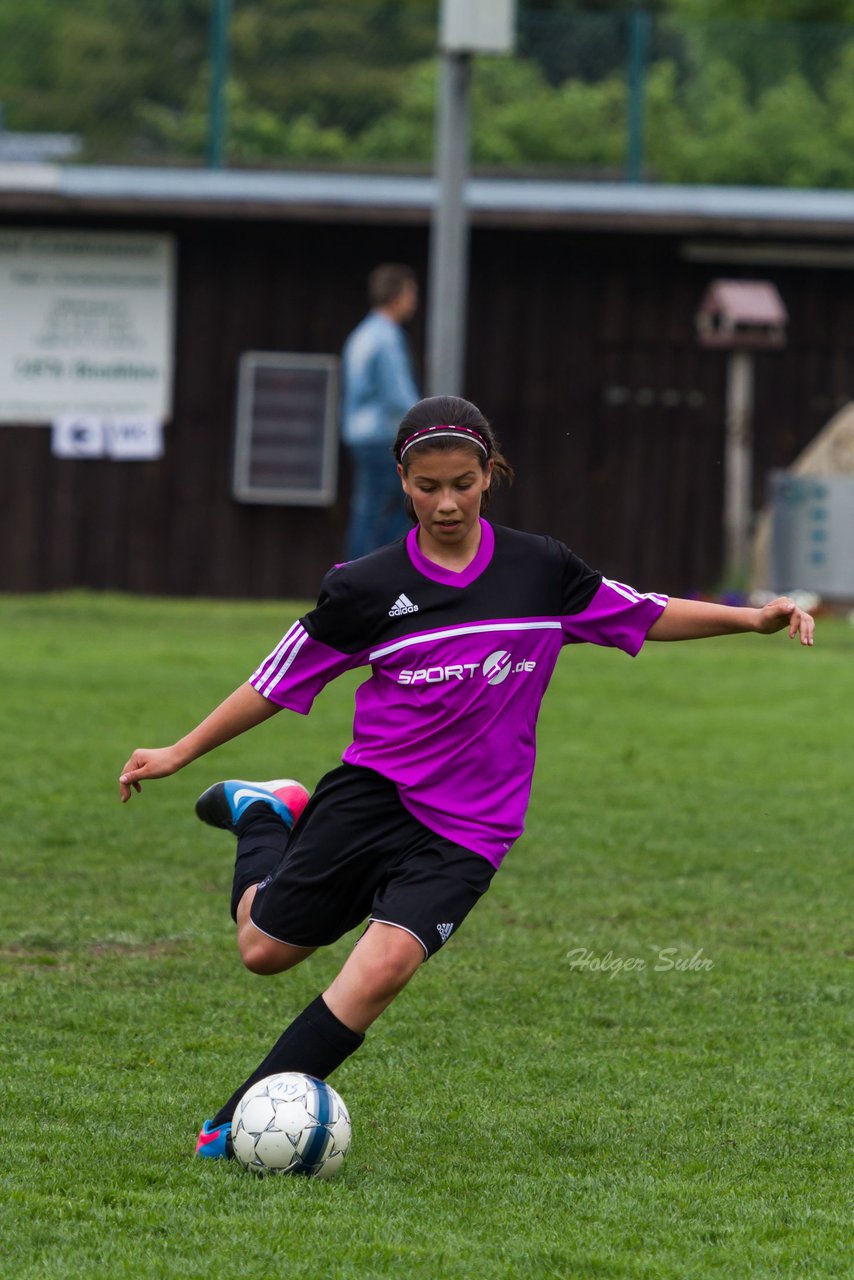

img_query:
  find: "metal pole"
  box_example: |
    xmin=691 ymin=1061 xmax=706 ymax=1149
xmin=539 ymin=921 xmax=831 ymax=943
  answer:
xmin=207 ymin=0 xmax=232 ymax=170
xmin=724 ymin=350 xmax=755 ymax=586
xmin=626 ymin=8 xmax=650 ymax=183
xmin=426 ymin=50 xmax=472 ymax=397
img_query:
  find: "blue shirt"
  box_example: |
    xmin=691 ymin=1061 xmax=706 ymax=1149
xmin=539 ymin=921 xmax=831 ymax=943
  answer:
xmin=341 ymin=311 xmax=419 ymax=446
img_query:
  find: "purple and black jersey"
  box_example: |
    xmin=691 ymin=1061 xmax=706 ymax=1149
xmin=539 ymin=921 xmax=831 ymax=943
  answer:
xmin=250 ymin=521 xmax=668 ymax=868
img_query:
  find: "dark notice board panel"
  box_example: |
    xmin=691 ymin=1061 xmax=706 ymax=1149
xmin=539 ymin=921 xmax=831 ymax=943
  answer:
xmin=233 ymin=352 xmax=339 ymax=506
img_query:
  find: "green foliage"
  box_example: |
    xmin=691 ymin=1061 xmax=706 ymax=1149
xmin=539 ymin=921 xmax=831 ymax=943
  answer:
xmin=345 ymin=55 xmax=628 ymax=171
xmin=136 ymin=74 xmax=352 ymax=164
xmin=471 ymin=58 xmax=626 ymax=168
xmin=0 ymin=592 xmax=851 ymax=1278
xmin=671 ymin=0 xmax=854 ymax=21
xmin=644 ymin=38 xmax=854 ymax=187
xmin=4 ymin=1 xmax=854 ymax=183
xmin=350 ymin=60 xmax=436 ymax=164
xmin=121 ymin=0 xmax=438 ymax=165
xmin=0 ymin=0 xmax=210 ymax=158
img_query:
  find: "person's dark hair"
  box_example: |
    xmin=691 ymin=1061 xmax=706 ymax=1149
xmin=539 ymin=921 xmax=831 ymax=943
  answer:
xmin=368 ymin=263 xmax=417 ymax=309
xmin=393 ymin=395 xmax=514 ymax=517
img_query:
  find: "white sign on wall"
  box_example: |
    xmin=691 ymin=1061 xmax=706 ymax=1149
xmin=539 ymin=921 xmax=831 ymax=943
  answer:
xmin=0 ymin=230 xmax=175 ymax=424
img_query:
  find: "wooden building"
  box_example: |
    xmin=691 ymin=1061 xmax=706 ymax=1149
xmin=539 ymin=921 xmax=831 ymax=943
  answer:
xmin=3 ymin=167 xmax=854 ymax=598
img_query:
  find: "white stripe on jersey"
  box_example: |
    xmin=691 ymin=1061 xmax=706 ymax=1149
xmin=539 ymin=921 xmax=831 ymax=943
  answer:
xmin=369 ymin=620 xmax=562 ymax=662
xmin=602 ymin=578 xmax=669 ymax=608
xmin=258 ymin=625 xmax=310 ymax=695
xmin=250 ymin=621 xmax=302 ymax=685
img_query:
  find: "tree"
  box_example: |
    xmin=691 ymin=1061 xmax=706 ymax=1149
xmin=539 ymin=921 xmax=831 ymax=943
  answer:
xmin=4 ymin=0 xmax=854 ymax=185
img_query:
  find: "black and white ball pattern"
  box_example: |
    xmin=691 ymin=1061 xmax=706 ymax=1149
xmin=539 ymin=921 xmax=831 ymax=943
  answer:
xmin=231 ymin=1072 xmax=351 ymax=1178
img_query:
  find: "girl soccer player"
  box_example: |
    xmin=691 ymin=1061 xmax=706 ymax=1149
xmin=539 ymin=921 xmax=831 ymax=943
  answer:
xmin=118 ymin=395 xmax=814 ymax=1158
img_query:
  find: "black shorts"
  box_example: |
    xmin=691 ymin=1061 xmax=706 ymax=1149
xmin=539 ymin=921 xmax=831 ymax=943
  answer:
xmin=249 ymin=764 xmax=495 ymax=959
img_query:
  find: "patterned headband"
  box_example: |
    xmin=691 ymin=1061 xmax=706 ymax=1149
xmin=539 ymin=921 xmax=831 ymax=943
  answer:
xmin=399 ymin=424 xmax=490 ymax=461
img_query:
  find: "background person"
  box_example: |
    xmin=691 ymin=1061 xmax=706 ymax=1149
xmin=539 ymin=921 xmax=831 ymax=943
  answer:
xmin=341 ymin=263 xmax=419 ymax=560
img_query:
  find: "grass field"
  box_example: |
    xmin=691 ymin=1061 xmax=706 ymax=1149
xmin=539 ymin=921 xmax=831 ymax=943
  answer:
xmin=1 ymin=591 xmax=851 ymax=1280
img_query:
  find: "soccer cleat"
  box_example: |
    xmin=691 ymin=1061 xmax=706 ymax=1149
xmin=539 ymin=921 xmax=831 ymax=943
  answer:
xmin=195 ymin=779 xmax=311 ymax=835
xmin=195 ymin=1119 xmax=234 ymax=1160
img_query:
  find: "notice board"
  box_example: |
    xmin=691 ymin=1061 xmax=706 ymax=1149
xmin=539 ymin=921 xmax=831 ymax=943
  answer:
xmin=0 ymin=229 xmax=174 ymax=423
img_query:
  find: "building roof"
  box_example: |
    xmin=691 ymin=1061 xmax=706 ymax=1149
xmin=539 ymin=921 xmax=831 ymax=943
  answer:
xmin=2 ymin=163 xmax=854 ymax=236
xmin=0 ymin=134 xmax=81 ymax=164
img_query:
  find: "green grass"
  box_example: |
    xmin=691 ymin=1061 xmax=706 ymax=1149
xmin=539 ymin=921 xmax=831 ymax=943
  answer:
xmin=1 ymin=591 xmax=852 ymax=1280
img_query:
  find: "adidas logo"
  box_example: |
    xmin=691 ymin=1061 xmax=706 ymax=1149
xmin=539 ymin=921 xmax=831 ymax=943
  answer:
xmin=436 ymin=922 xmax=454 ymax=943
xmin=389 ymin=593 xmax=419 ymax=617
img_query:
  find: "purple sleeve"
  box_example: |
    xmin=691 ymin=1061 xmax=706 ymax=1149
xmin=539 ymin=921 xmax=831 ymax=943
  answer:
xmin=561 ymin=578 xmax=668 ymax=656
xmin=249 ymin=621 xmax=367 ymax=714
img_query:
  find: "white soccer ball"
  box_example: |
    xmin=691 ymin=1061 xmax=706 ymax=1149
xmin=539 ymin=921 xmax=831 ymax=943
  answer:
xmin=231 ymin=1072 xmax=351 ymax=1178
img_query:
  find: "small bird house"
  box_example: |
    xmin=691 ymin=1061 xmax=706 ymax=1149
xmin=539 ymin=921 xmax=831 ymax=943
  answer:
xmin=696 ymin=279 xmax=788 ymax=350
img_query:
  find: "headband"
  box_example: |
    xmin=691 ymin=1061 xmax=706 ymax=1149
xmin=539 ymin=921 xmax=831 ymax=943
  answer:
xmin=398 ymin=424 xmax=489 ymax=461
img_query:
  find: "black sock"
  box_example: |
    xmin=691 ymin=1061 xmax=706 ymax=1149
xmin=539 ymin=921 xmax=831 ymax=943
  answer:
xmin=211 ymin=995 xmax=365 ymax=1128
xmin=229 ymin=805 xmax=292 ymax=921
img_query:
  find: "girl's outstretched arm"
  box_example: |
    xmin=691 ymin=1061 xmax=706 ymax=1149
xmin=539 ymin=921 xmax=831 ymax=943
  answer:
xmin=647 ymin=596 xmax=815 ymax=646
xmin=118 ymin=682 xmax=280 ymax=802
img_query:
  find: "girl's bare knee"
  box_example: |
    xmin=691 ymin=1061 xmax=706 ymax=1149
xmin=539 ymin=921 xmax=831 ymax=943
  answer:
xmin=240 ymin=938 xmax=280 ymax=975
xmin=238 ymin=929 xmax=313 ymax=976
xmin=359 ymin=936 xmax=423 ymax=999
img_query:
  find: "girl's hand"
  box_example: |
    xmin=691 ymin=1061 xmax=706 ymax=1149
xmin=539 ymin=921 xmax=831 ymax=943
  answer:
xmin=119 ymin=746 xmax=185 ymax=802
xmin=755 ymin=597 xmax=815 ymax=646
xmin=118 ymin=683 xmax=280 ymax=804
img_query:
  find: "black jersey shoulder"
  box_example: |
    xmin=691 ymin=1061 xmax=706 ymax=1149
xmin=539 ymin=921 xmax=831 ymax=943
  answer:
xmin=299 ymin=537 xmax=427 ymax=653
xmin=300 ymin=525 xmax=602 ymax=656
xmin=487 ymin=525 xmax=602 ymax=617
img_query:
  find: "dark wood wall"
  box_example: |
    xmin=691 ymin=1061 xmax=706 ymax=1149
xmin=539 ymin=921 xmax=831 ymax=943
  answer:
xmin=2 ymin=209 xmax=853 ymax=599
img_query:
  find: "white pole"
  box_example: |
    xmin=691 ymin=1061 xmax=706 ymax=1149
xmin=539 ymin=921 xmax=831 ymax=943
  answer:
xmin=426 ymin=49 xmax=472 ymax=397
xmin=724 ymin=350 xmax=755 ymax=586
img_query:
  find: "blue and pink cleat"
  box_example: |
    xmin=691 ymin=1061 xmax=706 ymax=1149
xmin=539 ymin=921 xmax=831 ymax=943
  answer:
xmin=195 ymin=1119 xmax=234 ymax=1159
xmin=195 ymin=779 xmax=310 ymax=834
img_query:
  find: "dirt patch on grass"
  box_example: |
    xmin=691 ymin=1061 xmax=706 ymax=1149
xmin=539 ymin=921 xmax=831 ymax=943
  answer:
xmin=0 ymin=938 xmax=190 ymax=968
